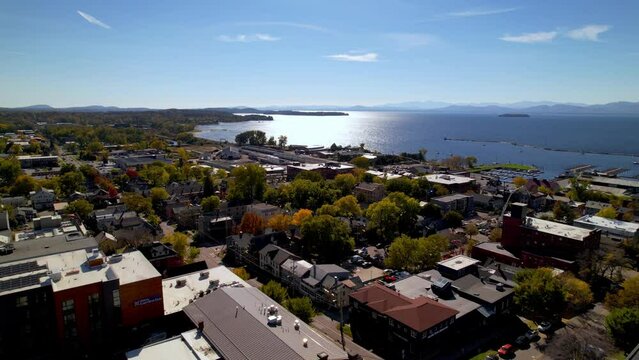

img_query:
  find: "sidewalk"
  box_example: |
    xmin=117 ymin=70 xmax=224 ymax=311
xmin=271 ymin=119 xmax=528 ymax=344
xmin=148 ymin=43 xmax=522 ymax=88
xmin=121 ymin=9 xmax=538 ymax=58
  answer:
xmin=311 ymin=314 xmax=383 ymax=360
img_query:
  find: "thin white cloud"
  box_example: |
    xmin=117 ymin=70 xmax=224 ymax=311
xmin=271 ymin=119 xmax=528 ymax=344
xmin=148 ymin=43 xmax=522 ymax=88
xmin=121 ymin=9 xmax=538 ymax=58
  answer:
xmin=217 ymin=33 xmax=280 ymax=42
xmin=448 ymin=8 xmax=518 ymax=17
xmin=566 ymin=24 xmax=610 ymax=41
xmin=500 ymin=31 xmax=557 ymax=43
xmin=385 ymin=33 xmax=436 ymax=49
xmin=326 ymin=52 xmax=378 ymax=62
xmin=235 ymin=21 xmax=330 ymax=33
xmin=77 ymin=10 xmax=111 ymax=29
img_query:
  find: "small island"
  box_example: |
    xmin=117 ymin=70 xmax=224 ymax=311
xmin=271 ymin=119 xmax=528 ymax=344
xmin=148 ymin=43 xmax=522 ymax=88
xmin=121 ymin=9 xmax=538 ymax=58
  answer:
xmin=499 ymin=113 xmax=531 ymax=117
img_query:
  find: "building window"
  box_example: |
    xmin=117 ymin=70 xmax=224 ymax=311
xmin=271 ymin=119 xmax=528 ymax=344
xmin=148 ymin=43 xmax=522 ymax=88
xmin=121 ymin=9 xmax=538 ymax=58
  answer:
xmin=16 ymin=296 xmax=28 ymax=308
xmin=88 ymin=293 xmax=102 ymax=332
xmin=411 ymin=330 xmax=417 ymax=338
xmin=113 ymin=289 xmax=120 ymax=307
xmin=62 ymin=299 xmax=77 ymax=338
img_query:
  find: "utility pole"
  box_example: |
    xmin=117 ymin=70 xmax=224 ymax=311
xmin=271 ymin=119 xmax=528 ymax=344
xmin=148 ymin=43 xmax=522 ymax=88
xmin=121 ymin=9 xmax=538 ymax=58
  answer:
xmin=334 ymin=276 xmax=345 ymax=350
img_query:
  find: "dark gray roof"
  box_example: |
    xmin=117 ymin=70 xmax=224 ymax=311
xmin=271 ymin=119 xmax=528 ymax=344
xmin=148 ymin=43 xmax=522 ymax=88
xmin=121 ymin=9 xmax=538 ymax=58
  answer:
xmin=259 ymin=244 xmax=296 ymax=267
xmin=183 ymin=287 xmax=348 ymax=360
xmin=311 ymin=264 xmax=349 ymax=281
xmin=0 ymin=234 xmax=98 ymax=265
xmin=452 ymin=274 xmax=513 ymax=305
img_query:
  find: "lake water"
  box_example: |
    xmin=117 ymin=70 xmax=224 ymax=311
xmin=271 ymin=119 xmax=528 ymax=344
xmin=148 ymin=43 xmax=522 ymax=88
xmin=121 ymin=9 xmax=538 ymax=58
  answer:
xmin=195 ymin=111 xmax=639 ymax=179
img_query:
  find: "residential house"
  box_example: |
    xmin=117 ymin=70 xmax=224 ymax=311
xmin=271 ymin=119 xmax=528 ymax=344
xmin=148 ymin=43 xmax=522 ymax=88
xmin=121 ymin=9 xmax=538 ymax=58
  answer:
xmin=349 ymin=283 xmax=459 ymax=360
xmin=301 ymin=264 xmax=350 ymax=305
xmin=258 ymin=244 xmax=297 ymax=278
xmin=280 ymin=259 xmax=312 ymax=288
xmin=431 ymin=194 xmax=474 ymax=216
xmin=354 ymin=182 xmax=385 ymax=203
xmin=1 ymin=196 xmax=28 ymax=208
xmin=30 ymin=188 xmax=55 ymax=211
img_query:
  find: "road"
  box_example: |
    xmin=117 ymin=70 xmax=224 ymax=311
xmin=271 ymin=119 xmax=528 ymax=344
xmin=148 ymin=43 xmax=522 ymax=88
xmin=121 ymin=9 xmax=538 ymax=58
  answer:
xmin=311 ymin=314 xmax=383 ymax=360
xmin=194 ymin=242 xmax=225 ymax=268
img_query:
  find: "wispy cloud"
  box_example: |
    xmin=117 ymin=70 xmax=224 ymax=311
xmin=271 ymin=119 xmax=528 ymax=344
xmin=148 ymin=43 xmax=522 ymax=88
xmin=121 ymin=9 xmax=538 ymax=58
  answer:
xmin=77 ymin=10 xmax=111 ymax=29
xmin=385 ymin=33 xmax=436 ymax=49
xmin=448 ymin=8 xmax=518 ymax=18
xmin=500 ymin=31 xmax=557 ymax=43
xmin=235 ymin=21 xmax=330 ymax=33
xmin=566 ymin=24 xmax=610 ymax=41
xmin=326 ymin=52 xmax=378 ymax=62
xmin=217 ymin=33 xmax=280 ymax=42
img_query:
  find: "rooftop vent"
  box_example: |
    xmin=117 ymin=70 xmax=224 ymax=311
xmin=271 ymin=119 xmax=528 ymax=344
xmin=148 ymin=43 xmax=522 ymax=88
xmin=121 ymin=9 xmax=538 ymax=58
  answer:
xmin=49 ymin=270 xmax=62 ymax=282
xmin=109 ymin=254 xmax=123 ymax=263
xmin=496 ymin=283 xmax=505 ymax=292
xmin=176 ymin=279 xmax=187 ymax=287
xmin=303 ymin=338 xmax=308 ymax=347
xmin=199 ymin=271 xmax=209 ymax=279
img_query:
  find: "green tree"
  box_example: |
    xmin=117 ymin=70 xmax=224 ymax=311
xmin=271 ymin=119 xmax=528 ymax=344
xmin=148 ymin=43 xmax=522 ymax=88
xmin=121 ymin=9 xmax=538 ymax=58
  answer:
xmin=235 ymin=130 xmax=267 ymax=145
xmin=0 ymin=157 xmax=21 ymax=187
xmin=596 ymin=206 xmax=617 ymax=219
xmin=433 ymin=184 xmax=450 ymax=197
xmin=465 ymin=156 xmax=478 ymax=168
xmin=277 ymin=135 xmax=287 ymax=148
xmin=385 ymin=235 xmax=426 ymax=272
xmin=295 ymin=170 xmax=324 ymax=183
xmin=366 ymin=198 xmax=401 ymax=240
xmin=66 ymin=199 xmax=94 ymax=220
xmin=568 ymin=178 xmax=589 ymax=202
xmin=202 ymin=175 xmax=217 ymax=197
xmin=316 ymin=204 xmax=340 ymax=216
xmin=122 ymin=193 xmax=153 ymax=215
xmin=266 ymin=213 xmax=292 ymax=232
xmin=267 ymin=136 xmax=277 ymax=146
xmin=605 ymin=276 xmax=639 ymax=309
xmin=553 ymin=202 xmax=576 ymax=224
xmin=201 ymin=195 xmax=221 ymax=213
xmin=559 ymin=274 xmax=594 ymax=313
xmin=300 ymin=215 xmax=354 ymax=263
xmin=333 ymin=173 xmax=357 ymax=196
xmin=351 ymin=156 xmax=370 ymax=169
xmin=162 ymin=232 xmax=190 ymax=260
xmin=443 ymin=211 xmax=463 ymax=227
xmin=227 ymin=163 xmax=267 ymax=203
xmin=385 ymin=177 xmax=416 ymax=197
xmin=514 ymin=268 xmax=566 ymax=317
xmin=334 ymin=195 xmax=362 ymax=217
xmin=387 ymin=192 xmax=420 ymax=231
xmin=465 ymin=223 xmax=478 ymax=240
xmin=285 ymin=297 xmax=316 ymax=323
xmin=605 ymin=307 xmax=639 ymax=351
xmin=140 ymin=164 xmax=170 ymax=187
xmin=150 ymin=187 xmax=169 ymax=208
xmin=59 ymin=171 xmax=86 ymax=196
xmin=260 ymin=280 xmax=289 ymax=304
xmin=10 ymin=174 xmax=39 ymax=196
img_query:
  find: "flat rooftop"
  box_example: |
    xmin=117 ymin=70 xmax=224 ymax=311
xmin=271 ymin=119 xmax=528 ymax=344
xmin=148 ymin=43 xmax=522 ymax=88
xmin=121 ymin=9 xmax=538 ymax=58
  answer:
xmin=185 ymin=287 xmax=348 ymax=360
xmin=0 ymin=233 xmax=98 ymax=265
xmin=437 ymin=255 xmax=480 ymax=271
xmin=288 ymin=163 xmax=354 ymax=171
xmin=425 ymin=174 xmax=475 ymax=185
xmin=0 ymin=250 xmax=160 ymax=296
xmin=522 ymin=217 xmax=593 ymax=241
xmin=583 ymin=175 xmax=639 ymax=189
xmin=163 ymin=266 xmax=250 ymax=315
xmin=126 ymin=329 xmax=221 ymax=360
xmin=574 ymin=215 xmax=639 ymax=234
xmin=432 ymin=193 xmax=473 ymax=203
xmin=394 ymin=271 xmax=480 ymax=319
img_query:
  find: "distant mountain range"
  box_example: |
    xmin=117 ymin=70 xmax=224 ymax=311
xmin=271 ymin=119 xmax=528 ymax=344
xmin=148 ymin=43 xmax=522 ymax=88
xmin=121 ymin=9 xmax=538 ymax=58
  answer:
xmin=4 ymin=101 xmax=639 ymax=115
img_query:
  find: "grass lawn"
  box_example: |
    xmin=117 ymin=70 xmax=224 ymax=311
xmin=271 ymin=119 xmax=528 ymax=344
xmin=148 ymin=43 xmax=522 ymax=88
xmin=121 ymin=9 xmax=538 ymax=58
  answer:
xmin=336 ymin=323 xmax=352 ymax=338
xmin=469 ymin=163 xmax=537 ymax=173
xmin=468 ymin=349 xmax=498 ymax=360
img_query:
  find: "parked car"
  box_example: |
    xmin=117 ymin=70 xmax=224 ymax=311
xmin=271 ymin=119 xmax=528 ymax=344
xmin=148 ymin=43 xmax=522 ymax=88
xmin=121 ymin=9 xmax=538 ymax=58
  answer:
xmin=497 ymin=344 xmax=513 ymax=357
xmin=525 ymin=330 xmax=539 ymax=341
xmin=361 ymin=261 xmax=372 ymax=268
xmin=383 ymin=275 xmax=397 ymax=283
xmin=485 ymin=353 xmax=499 ymax=360
xmin=537 ymin=321 xmax=552 ymax=333
xmin=515 ymin=336 xmax=528 ymax=347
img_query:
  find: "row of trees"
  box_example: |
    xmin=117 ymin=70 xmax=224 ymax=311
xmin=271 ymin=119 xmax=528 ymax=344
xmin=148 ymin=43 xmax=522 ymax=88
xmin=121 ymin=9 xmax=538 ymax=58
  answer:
xmin=384 ymin=234 xmax=449 ymax=272
xmin=604 ymin=276 xmax=639 ymax=351
xmin=260 ymin=280 xmax=316 ymax=323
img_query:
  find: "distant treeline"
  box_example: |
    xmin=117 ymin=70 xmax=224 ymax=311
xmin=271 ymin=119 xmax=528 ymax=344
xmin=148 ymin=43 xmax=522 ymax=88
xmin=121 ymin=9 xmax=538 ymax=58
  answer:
xmin=0 ymin=109 xmax=272 ymax=145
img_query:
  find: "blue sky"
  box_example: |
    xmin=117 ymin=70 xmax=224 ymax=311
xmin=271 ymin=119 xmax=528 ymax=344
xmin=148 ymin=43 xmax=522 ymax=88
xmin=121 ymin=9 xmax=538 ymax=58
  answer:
xmin=1 ymin=0 xmax=638 ymax=107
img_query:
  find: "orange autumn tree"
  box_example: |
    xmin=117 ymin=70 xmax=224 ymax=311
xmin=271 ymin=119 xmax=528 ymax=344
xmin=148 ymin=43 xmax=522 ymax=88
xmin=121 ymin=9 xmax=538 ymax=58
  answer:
xmin=240 ymin=212 xmax=266 ymax=235
xmin=267 ymin=213 xmax=292 ymax=232
xmin=291 ymin=209 xmax=313 ymax=226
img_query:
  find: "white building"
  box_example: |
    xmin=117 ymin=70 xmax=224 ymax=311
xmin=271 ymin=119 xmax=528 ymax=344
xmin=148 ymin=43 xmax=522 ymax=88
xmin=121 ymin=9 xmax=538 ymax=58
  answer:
xmin=574 ymin=215 xmax=639 ymax=239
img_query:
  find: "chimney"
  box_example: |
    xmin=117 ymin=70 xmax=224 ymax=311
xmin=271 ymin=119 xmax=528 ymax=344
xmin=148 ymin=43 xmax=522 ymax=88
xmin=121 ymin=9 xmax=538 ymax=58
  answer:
xmin=197 ymin=321 xmax=204 ymax=332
